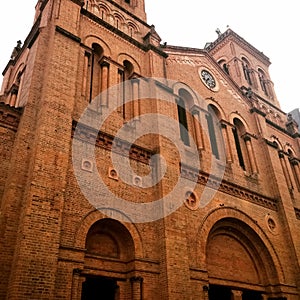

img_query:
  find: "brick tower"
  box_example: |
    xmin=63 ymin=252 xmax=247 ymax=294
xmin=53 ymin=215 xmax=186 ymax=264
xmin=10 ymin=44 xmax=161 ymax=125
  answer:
xmin=0 ymin=0 xmax=299 ymax=299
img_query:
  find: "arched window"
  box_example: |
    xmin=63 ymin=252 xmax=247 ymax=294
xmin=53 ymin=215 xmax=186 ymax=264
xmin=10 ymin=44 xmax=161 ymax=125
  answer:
xmin=177 ymin=98 xmax=189 ymax=146
xmin=176 ymin=88 xmax=197 ymax=146
xmin=242 ymin=57 xmax=252 ymax=86
xmin=206 ymin=105 xmax=221 ymax=159
xmin=232 ymin=118 xmax=246 ymax=170
xmin=288 ymin=149 xmax=300 ymax=192
xmin=85 ymin=43 xmax=104 ymax=102
xmin=120 ymin=60 xmax=134 ymax=120
xmin=258 ymin=68 xmax=268 ymax=96
xmin=218 ymin=59 xmax=230 ymax=75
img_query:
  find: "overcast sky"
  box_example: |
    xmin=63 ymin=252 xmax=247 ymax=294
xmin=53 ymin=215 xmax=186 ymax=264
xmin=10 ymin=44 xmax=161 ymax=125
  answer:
xmin=0 ymin=1 xmax=299 ymax=113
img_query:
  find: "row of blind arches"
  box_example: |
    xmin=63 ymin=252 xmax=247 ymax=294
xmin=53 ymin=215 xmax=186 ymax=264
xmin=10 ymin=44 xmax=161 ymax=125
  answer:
xmin=86 ymin=1 xmax=139 ymax=37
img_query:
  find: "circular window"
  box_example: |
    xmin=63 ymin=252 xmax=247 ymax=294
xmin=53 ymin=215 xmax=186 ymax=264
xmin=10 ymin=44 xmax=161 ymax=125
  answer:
xmin=198 ymin=68 xmax=219 ymax=91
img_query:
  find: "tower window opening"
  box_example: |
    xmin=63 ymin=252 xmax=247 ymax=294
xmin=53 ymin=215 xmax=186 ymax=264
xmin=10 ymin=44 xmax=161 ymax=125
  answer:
xmin=242 ymin=58 xmax=252 ymax=86
xmin=258 ymin=68 xmax=269 ymax=96
xmin=218 ymin=59 xmax=230 ymax=75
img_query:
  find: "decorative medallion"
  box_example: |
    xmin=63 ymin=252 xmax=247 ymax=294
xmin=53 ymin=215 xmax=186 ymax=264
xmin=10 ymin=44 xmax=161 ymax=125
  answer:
xmin=265 ymin=214 xmax=278 ymax=235
xmin=108 ymin=167 xmax=119 ymax=180
xmin=133 ymin=175 xmax=142 ymax=187
xmin=184 ymin=191 xmax=199 ymax=210
xmin=81 ymin=159 xmax=93 ymax=172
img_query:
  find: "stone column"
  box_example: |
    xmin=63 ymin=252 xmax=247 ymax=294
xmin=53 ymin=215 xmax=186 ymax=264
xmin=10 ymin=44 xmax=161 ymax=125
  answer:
xmin=202 ymin=285 xmax=209 ymax=300
xmin=279 ymin=151 xmax=293 ymax=192
xmin=244 ymin=135 xmax=258 ymax=174
xmin=221 ymin=122 xmax=233 ymax=163
xmin=261 ymin=294 xmax=268 ymax=300
xmin=231 ymin=289 xmax=243 ymax=300
xmin=130 ymin=276 xmax=143 ymax=300
xmin=9 ymin=91 xmax=17 ymax=107
xmin=82 ymin=52 xmax=90 ymax=97
xmin=71 ymin=269 xmax=83 ymax=300
xmin=117 ymin=69 xmax=124 ymax=113
xmin=100 ymin=61 xmax=110 ymax=107
xmin=132 ymin=78 xmax=140 ymax=120
xmin=192 ymin=109 xmax=204 ymax=150
xmin=290 ymin=158 xmax=300 ymax=190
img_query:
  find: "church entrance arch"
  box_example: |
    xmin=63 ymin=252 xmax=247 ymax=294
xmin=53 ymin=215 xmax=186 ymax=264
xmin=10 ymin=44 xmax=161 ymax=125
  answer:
xmin=206 ymin=217 xmax=280 ymax=299
xmin=78 ymin=218 xmax=136 ymax=300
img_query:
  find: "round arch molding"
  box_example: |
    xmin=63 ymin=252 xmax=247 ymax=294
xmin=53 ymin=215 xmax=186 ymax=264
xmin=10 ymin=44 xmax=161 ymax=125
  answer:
xmin=73 ymin=209 xmax=144 ymax=259
xmin=84 ymin=35 xmax=112 ymax=56
xmin=195 ymin=207 xmax=285 ymax=289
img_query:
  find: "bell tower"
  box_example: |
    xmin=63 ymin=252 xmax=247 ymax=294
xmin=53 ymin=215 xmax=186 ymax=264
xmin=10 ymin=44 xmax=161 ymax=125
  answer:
xmin=111 ymin=0 xmax=147 ymax=22
xmin=91 ymin=0 xmax=147 ymax=24
xmin=206 ymin=29 xmax=280 ymax=109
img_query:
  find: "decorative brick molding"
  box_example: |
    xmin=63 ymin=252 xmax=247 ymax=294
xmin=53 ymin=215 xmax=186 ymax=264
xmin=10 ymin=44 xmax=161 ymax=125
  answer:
xmin=72 ymin=121 xmax=153 ymax=164
xmin=181 ymin=163 xmax=278 ymax=210
xmin=0 ymin=103 xmax=22 ymax=131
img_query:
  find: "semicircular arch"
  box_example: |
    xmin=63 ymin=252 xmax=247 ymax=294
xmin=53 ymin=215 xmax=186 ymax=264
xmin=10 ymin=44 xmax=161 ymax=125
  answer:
xmin=229 ymin=112 xmax=250 ymax=133
xmin=84 ymin=35 xmax=112 ymax=56
xmin=73 ymin=209 xmax=144 ymax=259
xmin=118 ymin=53 xmax=141 ymax=74
xmin=172 ymin=82 xmax=201 ymax=107
xmin=195 ymin=206 xmax=285 ymax=284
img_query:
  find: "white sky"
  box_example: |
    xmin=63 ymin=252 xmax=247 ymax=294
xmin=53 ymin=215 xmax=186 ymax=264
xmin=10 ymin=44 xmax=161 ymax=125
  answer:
xmin=0 ymin=0 xmax=299 ymax=113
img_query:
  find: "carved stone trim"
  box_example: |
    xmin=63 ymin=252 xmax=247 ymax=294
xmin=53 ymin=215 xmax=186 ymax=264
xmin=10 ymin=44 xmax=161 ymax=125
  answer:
xmin=72 ymin=121 xmax=153 ymax=164
xmin=180 ymin=163 xmax=278 ymax=210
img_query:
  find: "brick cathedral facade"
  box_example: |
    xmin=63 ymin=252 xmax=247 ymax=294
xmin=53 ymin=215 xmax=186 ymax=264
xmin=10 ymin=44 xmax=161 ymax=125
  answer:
xmin=0 ymin=0 xmax=300 ymax=299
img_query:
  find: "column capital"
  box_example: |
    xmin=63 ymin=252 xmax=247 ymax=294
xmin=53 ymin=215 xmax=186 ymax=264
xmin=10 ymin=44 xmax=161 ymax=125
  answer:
xmin=130 ymin=276 xmax=143 ymax=283
xmin=73 ymin=268 xmax=82 ymax=276
xmin=131 ymin=77 xmax=140 ymax=84
xmin=242 ymin=133 xmax=252 ymax=142
xmin=100 ymin=61 xmax=110 ymax=68
xmin=289 ymin=157 xmax=299 ymax=166
xmin=278 ymin=150 xmax=285 ymax=159
xmin=231 ymin=289 xmax=243 ymax=297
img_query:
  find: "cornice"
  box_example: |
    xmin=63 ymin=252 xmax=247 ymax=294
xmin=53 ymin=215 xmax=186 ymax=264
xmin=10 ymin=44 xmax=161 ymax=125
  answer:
xmin=72 ymin=121 xmax=154 ymax=165
xmin=55 ymin=26 xmax=81 ymax=43
xmin=102 ymin=0 xmax=150 ymax=28
xmin=81 ymin=9 xmax=168 ymax=58
xmin=181 ymin=163 xmax=278 ymax=211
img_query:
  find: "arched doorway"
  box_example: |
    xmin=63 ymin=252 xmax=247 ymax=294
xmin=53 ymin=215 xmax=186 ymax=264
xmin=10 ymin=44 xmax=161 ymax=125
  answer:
xmin=80 ymin=218 xmax=136 ymax=300
xmin=206 ymin=217 xmax=279 ymax=299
